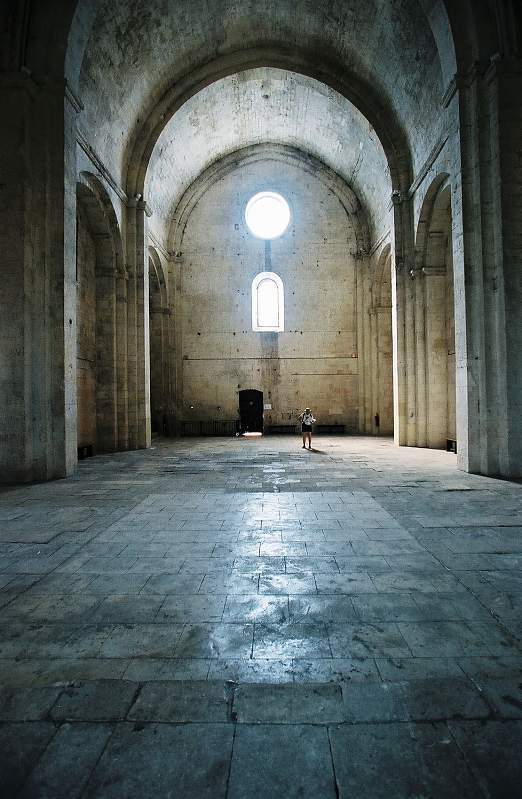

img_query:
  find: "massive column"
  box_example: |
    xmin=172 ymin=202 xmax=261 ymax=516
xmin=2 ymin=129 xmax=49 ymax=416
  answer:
xmin=126 ymin=199 xmax=151 ymax=450
xmin=457 ymin=56 xmax=522 ymax=477
xmin=0 ymin=75 xmax=78 ymax=482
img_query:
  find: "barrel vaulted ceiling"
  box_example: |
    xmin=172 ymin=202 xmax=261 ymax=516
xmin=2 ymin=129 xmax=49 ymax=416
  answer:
xmin=76 ymin=0 xmax=448 ymax=244
xmin=144 ymin=69 xmax=391 ymax=244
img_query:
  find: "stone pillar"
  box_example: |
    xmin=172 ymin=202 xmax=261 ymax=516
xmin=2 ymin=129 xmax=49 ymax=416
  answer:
xmin=173 ymin=256 xmax=184 ymax=435
xmin=368 ymin=307 xmax=378 ymax=433
xmin=0 ymin=75 xmax=78 ymax=482
xmin=495 ymin=62 xmax=522 ymax=477
xmin=457 ymin=57 xmax=522 ymax=476
xmin=413 ymin=271 xmax=427 ymax=447
xmin=374 ymin=305 xmax=393 ymax=435
xmin=355 ymin=256 xmax=366 ymax=433
xmin=423 ymin=266 xmax=448 ymax=448
xmin=361 ymin=268 xmax=373 ymax=433
xmin=95 ymin=268 xmax=118 ymax=452
xmin=391 ymin=193 xmax=414 ymax=447
xmin=126 ymin=200 xmax=151 ymax=450
xmin=161 ymin=306 xmax=173 ymax=435
xmin=149 ymin=301 xmax=169 ymax=434
xmin=116 ymin=266 xmax=130 ymax=451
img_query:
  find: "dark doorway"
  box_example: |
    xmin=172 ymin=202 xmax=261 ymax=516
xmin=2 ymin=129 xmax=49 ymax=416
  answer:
xmin=239 ymin=389 xmax=264 ymax=433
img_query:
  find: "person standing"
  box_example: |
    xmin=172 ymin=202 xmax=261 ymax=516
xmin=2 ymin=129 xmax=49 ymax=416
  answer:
xmin=299 ymin=408 xmax=316 ymax=449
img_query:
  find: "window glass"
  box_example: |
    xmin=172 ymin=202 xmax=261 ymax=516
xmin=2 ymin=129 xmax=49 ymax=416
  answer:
xmin=245 ymin=192 xmax=290 ymax=239
xmin=252 ymin=272 xmax=284 ymax=332
xmin=257 ymin=278 xmax=279 ymax=327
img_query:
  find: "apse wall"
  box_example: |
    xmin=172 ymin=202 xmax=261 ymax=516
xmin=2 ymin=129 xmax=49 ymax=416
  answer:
xmin=176 ymin=159 xmax=362 ymax=431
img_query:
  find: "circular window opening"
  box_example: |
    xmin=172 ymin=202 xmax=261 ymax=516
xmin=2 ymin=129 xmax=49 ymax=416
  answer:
xmin=245 ymin=191 xmax=290 ymax=239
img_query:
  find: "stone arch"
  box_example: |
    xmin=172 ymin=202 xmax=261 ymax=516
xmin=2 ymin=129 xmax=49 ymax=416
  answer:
xmin=417 ymin=0 xmax=457 ymax=90
xmin=169 ymin=144 xmax=371 ymax=257
xmin=126 ymin=46 xmax=411 ymax=202
xmin=414 ymin=176 xmax=455 ymax=449
xmin=17 ymin=0 xmax=488 ymax=91
xmin=76 ymin=172 xmax=128 ymax=454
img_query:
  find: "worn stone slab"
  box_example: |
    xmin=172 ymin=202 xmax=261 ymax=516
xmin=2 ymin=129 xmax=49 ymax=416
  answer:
xmin=159 ymin=594 xmax=227 ymax=622
xmin=227 ymin=724 xmax=336 ymax=799
xmin=341 ymin=678 xmax=489 ymax=722
xmin=198 ymin=573 xmax=258 ymax=595
xmin=80 ymin=574 xmax=151 ymax=595
xmin=448 ymin=720 xmax=522 ymax=798
xmin=0 ymin=722 xmax=57 ymax=796
xmin=329 ymin=722 xmax=480 ymax=798
xmin=291 ymin=657 xmax=380 ymax=683
xmin=99 ymin=624 xmax=184 ymax=658
xmin=253 ymin=622 xmax=331 ymax=659
xmin=128 ymin=680 xmax=228 ymax=722
xmin=315 ymin=572 xmax=376 ymax=594
xmin=351 ymin=593 xmax=423 ymax=622
xmin=222 ymin=594 xmax=289 ymax=623
xmin=141 ymin=572 xmax=206 ymax=594
xmin=90 ymin=595 xmax=164 ymax=623
xmin=50 ymin=680 xmax=138 ymax=721
xmin=327 ymin=622 xmax=412 ymax=658
xmin=174 ymin=623 xmax=254 ymax=659
xmin=19 ymin=722 xmax=113 ymax=799
xmin=258 ymin=573 xmax=317 ymax=594
xmin=83 ymin=722 xmax=234 ymax=799
xmin=473 ymin=678 xmax=522 ymax=718
xmin=288 ymin=595 xmax=358 ymax=623
xmin=234 ymin=683 xmax=344 ymax=723
xmin=375 ymin=657 xmax=463 ymax=682
xmin=0 ymin=686 xmax=61 ymax=720
xmin=397 ymin=621 xmax=496 ymax=657
xmin=123 ymin=658 xmax=211 ymax=681
xmin=457 ymin=656 xmax=522 ymax=680
xmin=208 ymin=658 xmax=294 ymax=683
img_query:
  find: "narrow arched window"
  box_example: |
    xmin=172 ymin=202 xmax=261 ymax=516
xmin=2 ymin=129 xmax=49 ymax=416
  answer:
xmin=252 ymin=272 xmax=284 ymax=332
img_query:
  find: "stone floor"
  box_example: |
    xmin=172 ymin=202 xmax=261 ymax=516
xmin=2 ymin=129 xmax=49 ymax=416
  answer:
xmin=1 ymin=435 xmax=521 ymax=797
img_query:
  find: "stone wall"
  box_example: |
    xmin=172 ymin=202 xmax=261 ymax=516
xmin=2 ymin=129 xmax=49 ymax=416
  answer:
xmin=175 ymin=159 xmax=362 ymax=431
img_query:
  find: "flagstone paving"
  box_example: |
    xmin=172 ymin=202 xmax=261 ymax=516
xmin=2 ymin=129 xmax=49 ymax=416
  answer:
xmin=0 ymin=436 xmax=521 ymax=797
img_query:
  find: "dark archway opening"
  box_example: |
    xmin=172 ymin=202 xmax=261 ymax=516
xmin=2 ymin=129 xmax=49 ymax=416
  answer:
xmin=239 ymin=390 xmax=264 ymax=434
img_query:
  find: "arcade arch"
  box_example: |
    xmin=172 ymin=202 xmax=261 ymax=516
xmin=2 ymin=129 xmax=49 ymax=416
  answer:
xmin=75 ymin=172 xmax=128 ymax=455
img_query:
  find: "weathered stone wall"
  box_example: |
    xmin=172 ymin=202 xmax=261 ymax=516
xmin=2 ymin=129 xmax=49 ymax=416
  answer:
xmin=176 ymin=159 xmax=362 ymax=431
